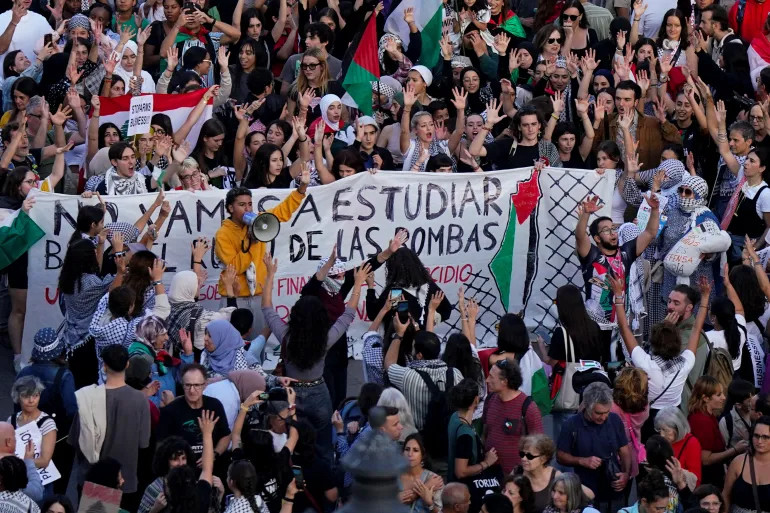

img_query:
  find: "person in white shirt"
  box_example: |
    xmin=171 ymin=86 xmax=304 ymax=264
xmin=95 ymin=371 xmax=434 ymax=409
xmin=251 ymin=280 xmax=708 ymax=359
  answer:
xmin=0 ymin=0 xmax=55 ymax=75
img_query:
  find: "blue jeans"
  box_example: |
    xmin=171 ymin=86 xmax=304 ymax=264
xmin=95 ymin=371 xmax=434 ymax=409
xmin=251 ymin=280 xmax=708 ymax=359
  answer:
xmin=294 ymin=381 xmax=334 ymax=466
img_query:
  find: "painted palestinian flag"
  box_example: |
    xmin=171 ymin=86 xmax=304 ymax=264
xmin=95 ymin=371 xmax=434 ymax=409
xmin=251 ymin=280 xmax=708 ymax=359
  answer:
xmin=94 ymin=89 xmax=213 ymax=146
xmin=0 ymin=206 xmax=44 ymax=270
xmin=340 ymin=14 xmax=380 ymax=114
xmin=499 ymin=13 xmax=526 ymax=39
xmin=384 ymin=0 xmax=443 ymax=69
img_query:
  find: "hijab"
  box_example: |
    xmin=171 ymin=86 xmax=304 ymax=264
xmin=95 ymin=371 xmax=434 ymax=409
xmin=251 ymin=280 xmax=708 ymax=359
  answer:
xmin=205 ymin=319 xmax=246 ymax=375
xmin=169 ymin=270 xmax=199 ymax=304
xmin=320 ymin=94 xmax=342 ymax=131
xmin=228 ymin=370 xmax=266 ymax=401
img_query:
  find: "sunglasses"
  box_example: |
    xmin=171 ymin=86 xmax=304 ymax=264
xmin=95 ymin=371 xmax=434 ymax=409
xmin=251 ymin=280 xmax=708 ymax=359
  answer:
xmin=518 ymin=451 xmax=542 ymax=460
xmin=547 ymin=37 xmax=562 ymax=44
xmin=677 ymin=187 xmax=694 ymax=197
xmin=300 ymin=62 xmax=320 ymax=71
xmin=561 ymin=14 xmax=579 ymax=21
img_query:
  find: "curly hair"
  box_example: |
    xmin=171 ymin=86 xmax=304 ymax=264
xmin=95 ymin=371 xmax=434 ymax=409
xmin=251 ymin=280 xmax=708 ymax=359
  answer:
xmin=166 ymin=465 xmax=200 ymax=513
xmin=285 ymin=296 xmax=330 ymax=370
xmin=58 ymin=239 xmax=101 ymax=295
xmin=124 ymin=250 xmax=156 ymax=315
xmin=385 ymin=247 xmax=432 ymax=289
xmin=152 ymin=436 xmax=195 ymax=476
xmin=688 ymin=375 xmax=723 ymax=415
xmin=613 ymin=367 xmax=648 ymax=414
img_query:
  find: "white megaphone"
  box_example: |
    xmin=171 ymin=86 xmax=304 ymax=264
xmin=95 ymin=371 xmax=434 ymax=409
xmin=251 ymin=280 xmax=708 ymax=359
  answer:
xmin=243 ymin=212 xmax=281 ymax=242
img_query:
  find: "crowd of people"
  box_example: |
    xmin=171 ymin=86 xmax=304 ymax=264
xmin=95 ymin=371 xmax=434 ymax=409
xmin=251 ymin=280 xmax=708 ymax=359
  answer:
xmin=5 ymin=0 xmax=770 ymax=512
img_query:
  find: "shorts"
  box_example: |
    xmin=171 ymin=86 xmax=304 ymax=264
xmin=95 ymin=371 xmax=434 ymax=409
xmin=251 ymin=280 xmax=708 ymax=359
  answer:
xmin=1 ymin=252 xmax=28 ymax=290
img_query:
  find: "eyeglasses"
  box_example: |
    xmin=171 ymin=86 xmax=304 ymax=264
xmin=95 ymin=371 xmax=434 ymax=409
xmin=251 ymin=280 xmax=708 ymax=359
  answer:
xmin=183 ymin=383 xmax=205 ymax=390
xmin=561 ymin=14 xmax=579 ymax=21
xmin=518 ymin=451 xmax=542 ymax=460
xmin=753 ymin=433 xmax=770 ymax=442
xmin=750 ymin=115 xmax=764 ymax=121
xmin=547 ymin=37 xmax=562 ymax=44
xmin=300 ymin=62 xmax=320 ymax=71
xmin=27 ymin=113 xmax=42 ymax=120
xmin=599 ymin=227 xmax=619 ymax=235
xmin=677 ymin=187 xmax=694 ymax=197
xmin=179 ymin=173 xmax=194 ymax=181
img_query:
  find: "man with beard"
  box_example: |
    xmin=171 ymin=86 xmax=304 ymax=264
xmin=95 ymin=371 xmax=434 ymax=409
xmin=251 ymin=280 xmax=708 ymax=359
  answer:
xmin=574 ymin=192 xmax=660 ymax=323
xmin=591 ymin=80 xmax=681 ymax=169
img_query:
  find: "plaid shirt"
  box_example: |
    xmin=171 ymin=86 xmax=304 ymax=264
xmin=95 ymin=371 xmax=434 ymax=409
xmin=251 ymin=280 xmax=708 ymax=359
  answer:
xmin=387 ymin=361 xmax=464 ymax=431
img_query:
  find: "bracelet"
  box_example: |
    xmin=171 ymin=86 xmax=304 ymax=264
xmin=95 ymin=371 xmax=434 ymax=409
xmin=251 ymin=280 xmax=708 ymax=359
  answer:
xmin=282 ymin=497 xmax=294 ymax=503
xmin=104 ymin=77 xmax=112 ymax=82
xmin=151 ymin=280 xmax=162 ymax=287
xmin=113 ymin=250 xmax=126 ymax=257
xmin=298 ymin=137 xmax=308 ymax=142
xmin=240 ymin=404 xmax=250 ymax=412
xmin=634 ymin=17 xmax=641 ymax=21
xmin=551 ymin=113 xmax=559 ymax=121
xmin=193 ymin=260 xmax=204 ymax=265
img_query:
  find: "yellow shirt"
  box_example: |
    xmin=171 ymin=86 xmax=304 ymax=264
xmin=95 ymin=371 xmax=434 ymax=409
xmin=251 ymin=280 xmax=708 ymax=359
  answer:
xmin=215 ymin=189 xmax=304 ymax=297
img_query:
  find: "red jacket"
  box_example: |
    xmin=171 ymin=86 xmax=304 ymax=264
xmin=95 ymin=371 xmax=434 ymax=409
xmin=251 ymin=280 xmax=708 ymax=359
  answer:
xmin=729 ymin=0 xmax=770 ymax=43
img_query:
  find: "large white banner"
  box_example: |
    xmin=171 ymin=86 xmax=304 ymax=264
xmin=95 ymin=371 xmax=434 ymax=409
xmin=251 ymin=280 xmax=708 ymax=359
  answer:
xmin=23 ymin=168 xmax=612 ymax=362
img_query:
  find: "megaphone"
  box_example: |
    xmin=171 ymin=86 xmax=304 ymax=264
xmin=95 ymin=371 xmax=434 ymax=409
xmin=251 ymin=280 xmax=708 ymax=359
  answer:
xmin=243 ymin=212 xmax=281 ymax=242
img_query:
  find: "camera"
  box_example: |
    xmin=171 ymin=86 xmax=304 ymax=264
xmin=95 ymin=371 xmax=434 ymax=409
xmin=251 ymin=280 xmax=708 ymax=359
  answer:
xmin=245 ymin=387 xmax=289 ymax=430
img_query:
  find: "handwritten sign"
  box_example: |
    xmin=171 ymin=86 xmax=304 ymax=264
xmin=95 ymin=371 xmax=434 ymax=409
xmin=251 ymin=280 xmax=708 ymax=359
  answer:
xmin=14 ymin=420 xmax=60 ymax=485
xmin=77 ymin=482 xmax=122 ymax=513
xmin=127 ymin=95 xmax=154 ymax=136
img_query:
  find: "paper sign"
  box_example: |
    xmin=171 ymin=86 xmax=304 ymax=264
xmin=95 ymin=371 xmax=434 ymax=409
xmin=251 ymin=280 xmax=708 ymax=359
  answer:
xmin=77 ymin=482 xmax=122 ymax=513
xmin=127 ymin=95 xmax=154 ymax=136
xmin=14 ymin=420 xmax=60 ymax=485
xmin=636 ymin=194 xmax=668 ymax=237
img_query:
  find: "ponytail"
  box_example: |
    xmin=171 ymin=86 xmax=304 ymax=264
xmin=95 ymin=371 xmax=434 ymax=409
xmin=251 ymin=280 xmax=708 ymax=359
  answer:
xmin=711 ymin=297 xmax=742 ymax=359
xmin=69 ymin=205 xmax=105 ymax=245
xmin=229 ymin=460 xmax=262 ymax=513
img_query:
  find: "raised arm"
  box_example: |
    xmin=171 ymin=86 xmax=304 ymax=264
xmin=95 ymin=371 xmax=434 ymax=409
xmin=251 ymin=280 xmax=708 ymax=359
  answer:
xmin=713 ymin=99 xmax=741 ymax=175
xmin=271 ymin=0 xmax=288 ymax=43
xmin=635 ymin=192 xmax=660 ymax=256
xmin=469 ymin=99 xmax=504 ymax=158
xmin=609 ymin=274 xmax=638 ymax=354
xmin=400 ymin=83 xmax=416 ymax=155
xmin=174 ymin=86 xmax=218 ymax=145
xmin=232 ymin=390 xmax=263 ymax=449
xmin=543 ymin=91 xmax=564 ymax=142
xmin=448 ymin=88 xmax=467 ymax=155
xmin=575 ymin=98 xmax=595 ymax=160
xmin=744 ymin=237 xmax=770 ymax=302
xmin=196 ymin=410 xmax=218 ymax=484
xmin=575 ymin=195 xmax=601 ymax=258
xmin=687 ymin=277 xmax=711 ymax=356
xmin=261 ymin=252 xmax=278 ymax=308
xmin=425 ymin=291 xmax=445 ymax=333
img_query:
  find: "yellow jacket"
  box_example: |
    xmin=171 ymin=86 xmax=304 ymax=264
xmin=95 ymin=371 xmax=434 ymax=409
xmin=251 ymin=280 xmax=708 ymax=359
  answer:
xmin=215 ymin=189 xmax=304 ymax=297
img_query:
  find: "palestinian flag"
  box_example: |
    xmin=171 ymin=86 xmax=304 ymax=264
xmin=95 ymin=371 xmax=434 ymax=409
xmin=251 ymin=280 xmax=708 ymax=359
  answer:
xmin=340 ymin=14 xmax=380 ymax=114
xmin=93 ymin=89 xmax=213 ymax=145
xmin=0 ymin=207 xmax=44 ymax=270
xmin=499 ymin=14 xmax=527 ymax=39
xmin=384 ymin=0 xmax=443 ymax=69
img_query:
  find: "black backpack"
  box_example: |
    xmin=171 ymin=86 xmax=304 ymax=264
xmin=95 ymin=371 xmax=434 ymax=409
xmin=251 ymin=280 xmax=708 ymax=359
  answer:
xmin=416 ymin=367 xmax=456 ymax=460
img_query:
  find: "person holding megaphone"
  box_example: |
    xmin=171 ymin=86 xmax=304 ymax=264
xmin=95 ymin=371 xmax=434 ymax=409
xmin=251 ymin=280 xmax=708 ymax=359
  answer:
xmin=215 ymin=164 xmax=312 ymax=333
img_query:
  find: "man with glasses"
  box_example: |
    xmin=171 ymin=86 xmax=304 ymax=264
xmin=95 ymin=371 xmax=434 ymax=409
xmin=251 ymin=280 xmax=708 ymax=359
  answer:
xmin=575 ymin=189 xmax=660 ymax=323
xmin=156 ymin=363 xmax=231 ymax=461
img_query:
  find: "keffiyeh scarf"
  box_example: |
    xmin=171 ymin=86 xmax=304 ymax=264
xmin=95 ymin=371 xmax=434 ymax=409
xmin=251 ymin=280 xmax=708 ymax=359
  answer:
xmin=104 ymin=167 xmax=148 ymax=195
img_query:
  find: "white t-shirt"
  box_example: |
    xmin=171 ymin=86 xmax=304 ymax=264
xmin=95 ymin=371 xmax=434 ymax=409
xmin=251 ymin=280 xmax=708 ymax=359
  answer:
xmin=631 ymin=346 xmax=696 ymax=408
xmin=203 ymin=380 xmax=240 ymax=430
xmin=0 ymin=11 xmax=52 ymax=75
xmin=706 ymin=313 xmax=747 ymax=371
xmin=736 ymin=169 xmax=770 ymax=218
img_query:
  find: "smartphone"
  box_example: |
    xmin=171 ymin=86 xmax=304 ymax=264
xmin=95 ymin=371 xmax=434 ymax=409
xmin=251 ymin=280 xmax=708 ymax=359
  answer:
xmin=397 ymin=300 xmax=409 ymax=323
xmin=184 ymin=1 xmax=196 ymax=14
xmin=258 ymin=392 xmax=270 ymax=400
xmin=390 ymin=288 xmax=402 ymax=300
xmin=292 ymin=465 xmax=305 ymax=490
xmin=44 ymin=33 xmax=53 ymax=46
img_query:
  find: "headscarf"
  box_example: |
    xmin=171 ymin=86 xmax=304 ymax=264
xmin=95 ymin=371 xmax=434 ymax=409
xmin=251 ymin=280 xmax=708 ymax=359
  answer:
xmin=409 ymin=65 xmax=433 ymax=87
xmin=105 ymin=222 xmax=140 ymax=244
xmin=380 ymin=76 xmax=403 ymax=94
xmin=116 ymin=41 xmax=140 ymax=80
xmin=228 ymin=370 xmax=266 ymax=401
xmin=67 ymin=15 xmax=92 ymax=43
xmin=135 ymin=316 xmax=167 ymax=348
xmin=205 ymin=319 xmax=246 ymax=375
xmin=678 ymin=175 xmax=708 ymax=213
xmin=357 ymin=115 xmax=378 ymax=130
xmin=593 ymin=69 xmax=615 ymax=90
xmin=169 ymin=270 xmax=199 ymax=303
xmin=104 ymin=166 xmax=148 ymax=195
xmin=320 ymin=94 xmax=342 ymax=131
xmin=656 ymin=159 xmax=686 ymax=195
xmin=378 ymin=33 xmax=403 ymax=65
xmin=516 ymin=41 xmax=538 ymax=64
xmin=317 ymin=257 xmax=347 ymax=295
xmin=452 ymin=56 xmax=472 ymax=70
xmin=460 ymin=67 xmax=493 ymax=115
xmin=371 ymin=81 xmax=396 ymax=109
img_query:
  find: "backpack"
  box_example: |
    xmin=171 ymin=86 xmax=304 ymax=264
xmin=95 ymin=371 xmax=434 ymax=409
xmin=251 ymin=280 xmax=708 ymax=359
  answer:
xmin=703 ymin=335 xmax=734 ymax=395
xmin=416 ymin=367 xmax=456 ymax=460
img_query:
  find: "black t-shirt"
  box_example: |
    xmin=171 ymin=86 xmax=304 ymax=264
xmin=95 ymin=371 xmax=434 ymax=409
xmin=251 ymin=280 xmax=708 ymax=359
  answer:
xmin=156 ymin=396 xmax=231 ymax=457
xmin=265 ymin=167 xmax=294 ymax=189
xmin=547 ymin=321 xmax=612 ymax=364
xmin=292 ymin=457 xmax=337 ymax=513
xmin=196 ymin=480 xmax=212 ymax=513
xmin=562 ymin=147 xmax=592 ymax=169
xmin=483 ymin=138 xmax=540 ymax=170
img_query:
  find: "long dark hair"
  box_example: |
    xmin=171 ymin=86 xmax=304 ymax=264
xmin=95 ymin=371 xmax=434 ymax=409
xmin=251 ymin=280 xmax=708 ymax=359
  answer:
xmin=730 ymin=265 xmax=767 ymax=322
xmin=443 ymin=333 xmax=482 ymax=383
xmin=2 ymin=167 xmax=30 ymax=201
xmin=228 ymin=460 xmax=261 ymax=513
xmin=556 ymin=285 xmax=603 ymax=359
xmin=69 ymin=205 xmax=105 ymax=245
xmin=58 ymin=239 xmax=100 ymax=294
xmin=559 ymin=0 xmax=589 ymax=29
xmin=151 ymin=113 xmax=174 ymax=137
xmin=9 ymin=77 xmax=37 ymax=117
xmin=384 ymin=247 xmax=432 ymax=289
xmin=710 ymin=296 xmax=742 ymax=359
xmin=243 ymin=143 xmax=284 ymax=188
xmin=124 ymin=250 xmax=156 ymax=315
xmin=3 ymin=51 xmax=24 ymax=78
xmin=656 ymin=9 xmax=689 ymax=49
xmin=331 ymin=149 xmax=364 ymax=179
xmin=98 ymin=122 xmax=122 ymax=149
xmin=193 ymin=118 xmax=228 ymax=176
xmin=497 ymin=313 xmax=529 ymax=358
xmin=285 ymin=295 xmax=330 ymax=370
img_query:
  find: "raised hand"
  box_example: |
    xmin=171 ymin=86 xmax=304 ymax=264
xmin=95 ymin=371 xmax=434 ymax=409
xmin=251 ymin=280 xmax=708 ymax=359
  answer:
xmin=686 ymin=152 xmax=696 ymax=175
xmin=137 ymin=26 xmax=152 ymax=46
xmin=484 ymin=98 xmax=504 ymax=125
xmin=450 ymin=87 xmax=468 ymax=112
xmin=263 ymin=252 xmax=278 ymax=275
xmin=166 ymin=46 xmax=179 ymax=71
xmin=550 ymin=90 xmax=565 ymax=116
xmin=104 ymin=52 xmax=120 ymax=76
xmin=403 ymin=83 xmax=417 ymax=109
xmin=403 ymin=6 xmax=415 ymax=24
xmin=581 ymin=48 xmax=600 ymax=73
xmin=615 ymin=29 xmax=627 ymax=50
xmin=440 ymin=35 xmax=453 ymax=60
xmin=429 ymin=290 xmax=445 ymax=311
xmin=580 ymin=195 xmax=602 ymax=215
xmin=217 ymin=45 xmax=229 ymax=71
xmin=494 ymin=33 xmax=511 ymax=55
xmin=574 ymin=98 xmax=590 ymax=118
xmin=50 ymin=105 xmax=72 ymax=126
xmin=715 ymin=99 xmax=727 ymax=126
xmin=653 ymin=96 xmax=668 ymax=124
xmin=151 ymin=258 xmax=166 ymax=281
xmin=636 ymin=69 xmax=650 ymax=92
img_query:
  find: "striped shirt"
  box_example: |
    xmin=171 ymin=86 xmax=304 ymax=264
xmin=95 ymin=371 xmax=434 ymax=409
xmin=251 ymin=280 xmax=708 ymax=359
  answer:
xmin=482 ymin=392 xmax=544 ymax=474
xmin=387 ymin=361 xmax=464 ymax=431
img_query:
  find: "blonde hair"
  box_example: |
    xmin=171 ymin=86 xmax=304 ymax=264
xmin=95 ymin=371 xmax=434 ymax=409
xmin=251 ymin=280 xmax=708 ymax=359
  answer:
xmin=688 ymin=375 xmax=722 ymax=415
xmin=181 ymin=157 xmax=200 ymax=172
xmin=296 ymin=47 xmax=330 ymax=96
xmin=613 ymin=367 xmax=649 ymax=413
